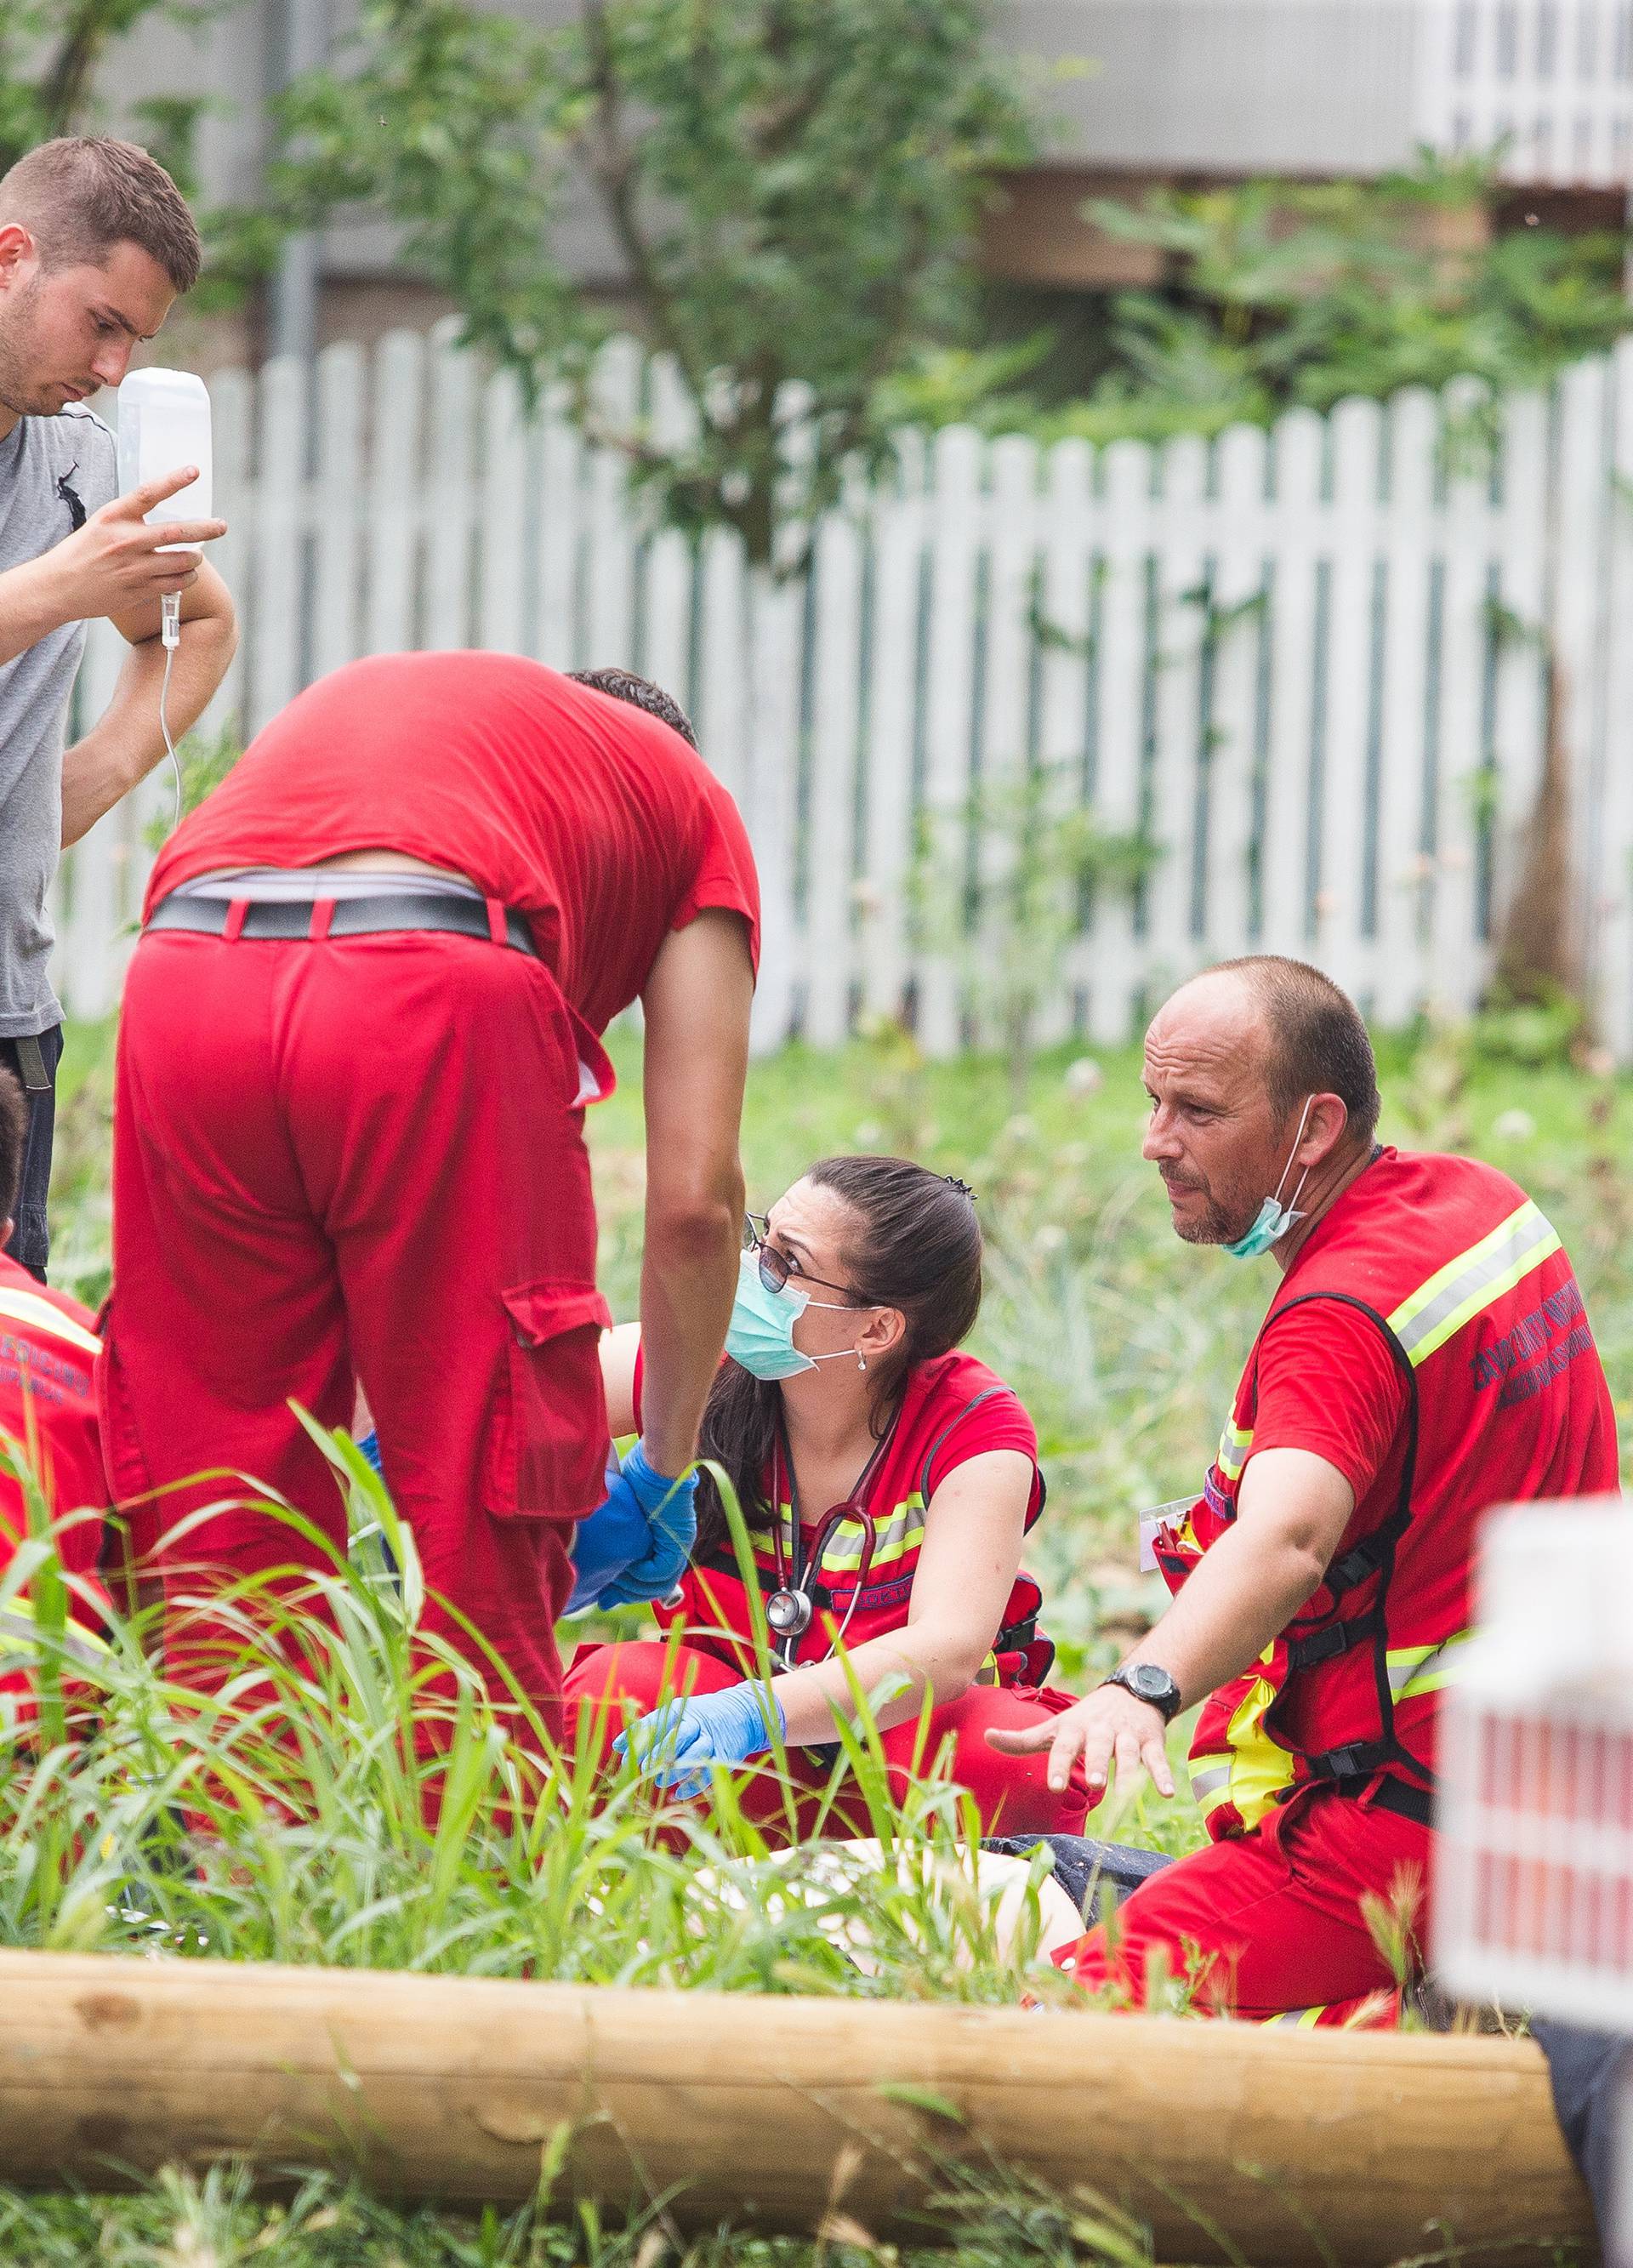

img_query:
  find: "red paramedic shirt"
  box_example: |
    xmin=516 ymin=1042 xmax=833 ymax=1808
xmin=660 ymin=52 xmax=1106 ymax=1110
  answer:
xmin=633 ymin=1348 xmax=1052 ymax=1684
xmin=145 ymin=652 xmax=761 ymax=1035
xmin=1250 ymin=1294 xmax=1410 ymax=1514
xmin=1190 ymin=1148 xmax=1619 ymax=1775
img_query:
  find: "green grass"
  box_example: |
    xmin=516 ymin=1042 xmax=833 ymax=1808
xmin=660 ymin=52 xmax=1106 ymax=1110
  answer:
xmin=48 ymin=1009 xmax=1633 ymax=1648
xmin=2 ymin=1012 xmax=1625 ymax=2260
xmin=0 ymin=2163 xmax=1162 ymax=2268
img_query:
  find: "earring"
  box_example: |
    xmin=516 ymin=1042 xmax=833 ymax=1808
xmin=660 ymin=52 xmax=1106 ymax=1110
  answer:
xmin=857 ymin=1352 xmax=868 ymax=1372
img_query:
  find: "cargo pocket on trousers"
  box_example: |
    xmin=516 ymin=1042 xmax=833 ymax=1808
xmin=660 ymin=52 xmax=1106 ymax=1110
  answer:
xmin=498 ymin=1283 xmax=613 ymax=1519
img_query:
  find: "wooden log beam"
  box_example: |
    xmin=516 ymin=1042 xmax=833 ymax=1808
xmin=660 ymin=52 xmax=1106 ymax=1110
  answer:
xmin=0 ymin=1950 xmax=1595 ymax=2265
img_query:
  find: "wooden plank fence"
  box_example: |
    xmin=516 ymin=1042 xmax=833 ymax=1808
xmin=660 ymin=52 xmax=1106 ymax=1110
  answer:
xmin=56 ymin=324 xmax=1633 ymax=1061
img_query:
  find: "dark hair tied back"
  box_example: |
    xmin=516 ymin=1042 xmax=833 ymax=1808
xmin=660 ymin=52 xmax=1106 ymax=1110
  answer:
xmin=693 ymin=1155 xmax=985 ymax=1554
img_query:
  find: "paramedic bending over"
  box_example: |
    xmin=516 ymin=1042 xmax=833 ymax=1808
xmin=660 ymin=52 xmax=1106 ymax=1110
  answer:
xmin=104 ymin=658 xmax=756 ymax=1742
xmin=565 ymin=1156 xmax=1093 ymax=1840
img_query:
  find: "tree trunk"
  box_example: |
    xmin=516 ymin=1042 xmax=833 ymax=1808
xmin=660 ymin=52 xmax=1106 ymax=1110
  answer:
xmin=1494 ymin=652 xmax=1583 ymax=1007
xmin=0 ymin=1948 xmax=1594 ymax=2266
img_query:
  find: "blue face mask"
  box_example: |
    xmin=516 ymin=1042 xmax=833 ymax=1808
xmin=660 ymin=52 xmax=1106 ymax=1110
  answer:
xmin=725 ymin=1251 xmax=867 ymax=1381
xmin=1222 ymin=1097 xmax=1315 ymax=1260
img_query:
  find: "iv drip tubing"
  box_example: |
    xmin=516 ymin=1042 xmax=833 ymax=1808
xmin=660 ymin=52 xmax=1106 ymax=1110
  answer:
xmin=160 ymin=590 xmax=182 ymax=835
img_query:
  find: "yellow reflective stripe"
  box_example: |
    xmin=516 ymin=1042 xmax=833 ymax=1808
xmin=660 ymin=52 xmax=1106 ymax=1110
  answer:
xmin=1216 ymin=1671 xmax=1296 ymax=1829
xmin=0 ymin=1291 xmax=101 ymax=1361
xmin=860 ymin=1523 xmax=925 ymax=1571
xmin=1386 ymin=1628 xmax=1471 ymax=1700
xmin=1216 ymin=1421 xmax=1254 ymax=1482
xmin=1264 ymin=2005 xmax=1329 ymax=2029
xmin=1386 ymin=1200 xmax=1562 ymax=1368
xmin=819 ymin=1495 xmax=925 ymax=1572
xmin=1188 ymin=1754 xmax=1234 ymax=1809
xmin=764 ymin=1497 xmax=925 ymax=1579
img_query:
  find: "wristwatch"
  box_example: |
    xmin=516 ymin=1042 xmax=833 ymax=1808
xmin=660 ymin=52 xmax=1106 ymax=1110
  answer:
xmin=1100 ymin=1662 xmax=1183 ymax=1724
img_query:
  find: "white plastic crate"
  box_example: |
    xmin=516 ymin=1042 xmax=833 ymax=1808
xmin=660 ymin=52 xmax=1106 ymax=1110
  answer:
xmin=1436 ymin=1496 xmax=1633 ymax=2026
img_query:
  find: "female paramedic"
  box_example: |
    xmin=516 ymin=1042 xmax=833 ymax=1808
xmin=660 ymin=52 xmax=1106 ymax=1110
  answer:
xmin=562 ymin=1155 xmax=1092 ymax=1839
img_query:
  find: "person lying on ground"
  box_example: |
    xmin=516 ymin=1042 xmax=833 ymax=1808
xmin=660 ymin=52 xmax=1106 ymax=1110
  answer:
xmin=0 ymin=1066 xmax=115 ymax=1731
xmin=564 ymin=1155 xmax=1094 ymax=1842
xmin=987 ymin=955 xmax=1619 ymax=2026
xmin=101 ymin=658 xmax=756 ymax=1747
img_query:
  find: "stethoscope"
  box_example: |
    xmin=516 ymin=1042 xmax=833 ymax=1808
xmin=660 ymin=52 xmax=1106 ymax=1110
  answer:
xmin=764 ymin=1417 xmax=893 ymax=1670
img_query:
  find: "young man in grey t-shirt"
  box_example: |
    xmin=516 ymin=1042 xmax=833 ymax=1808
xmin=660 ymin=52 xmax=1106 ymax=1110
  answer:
xmin=0 ymin=137 xmax=235 ymax=1277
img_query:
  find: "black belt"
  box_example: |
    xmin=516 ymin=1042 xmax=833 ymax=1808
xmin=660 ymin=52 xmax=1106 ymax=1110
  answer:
xmin=146 ymin=891 xmax=538 ymax=957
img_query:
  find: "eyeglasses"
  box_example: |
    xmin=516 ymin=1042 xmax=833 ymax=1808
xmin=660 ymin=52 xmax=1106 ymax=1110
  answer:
xmin=743 ymin=1213 xmax=863 ymax=1302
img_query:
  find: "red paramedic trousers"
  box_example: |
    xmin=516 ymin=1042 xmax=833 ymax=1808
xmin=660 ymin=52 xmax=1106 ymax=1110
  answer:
xmin=101 ymin=920 xmax=615 ymax=1740
xmin=1055 ymin=1781 xmax=1433 ymax=2025
xmin=563 ymin=1638 xmax=1096 ymax=1843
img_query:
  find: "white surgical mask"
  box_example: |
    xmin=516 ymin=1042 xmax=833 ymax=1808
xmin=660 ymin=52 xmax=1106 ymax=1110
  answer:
xmin=1222 ymin=1097 xmax=1315 ymax=1260
xmin=725 ymin=1251 xmax=869 ymax=1378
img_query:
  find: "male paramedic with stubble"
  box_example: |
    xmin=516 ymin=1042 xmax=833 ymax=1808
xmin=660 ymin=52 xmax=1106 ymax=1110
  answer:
xmin=0 ymin=136 xmax=235 ymax=1280
xmin=102 ymin=656 xmax=756 ymax=1749
xmin=991 ymin=954 xmax=1618 ymax=2024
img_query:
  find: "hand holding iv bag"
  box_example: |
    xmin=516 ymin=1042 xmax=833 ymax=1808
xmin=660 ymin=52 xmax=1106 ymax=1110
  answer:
xmin=116 ymin=368 xmax=213 ymax=649
xmin=116 ymin=368 xmax=214 ymax=829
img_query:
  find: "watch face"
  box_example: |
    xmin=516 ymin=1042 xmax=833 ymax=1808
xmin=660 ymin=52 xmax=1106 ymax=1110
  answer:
xmin=1123 ymin=1665 xmax=1177 ymax=1713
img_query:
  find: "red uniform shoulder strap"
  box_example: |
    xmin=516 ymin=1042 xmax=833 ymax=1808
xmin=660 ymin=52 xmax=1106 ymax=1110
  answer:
xmin=916 ymin=1387 xmax=1005 ymax=1504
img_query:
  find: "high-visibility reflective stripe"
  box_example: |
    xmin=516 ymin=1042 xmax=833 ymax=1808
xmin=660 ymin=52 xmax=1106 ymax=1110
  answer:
xmin=1386 ymin=1628 xmax=1471 ymax=1700
xmin=1188 ymin=1755 xmax=1234 ymax=1808
xmin=0 ymin=1290 xmax=101 ymax=1361
xmin=1387 ymin=1200 xmax=1561 ymax=1368
xmin=1216 ymin=1422 xmax=1254 ymax=1483
xmin=767 ymin=1496 xmax=926 ymax=1575
xmin=1213 ymin=1668 xmax=1296 ymax=1829
xmin=1263 ymin=2004 xmax=1329 ymax=2029
xmin=826 ymin=1496 xmax=925 ymax=1571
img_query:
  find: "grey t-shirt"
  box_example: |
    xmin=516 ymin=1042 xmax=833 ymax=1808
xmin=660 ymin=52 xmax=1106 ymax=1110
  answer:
xmin=0 ymin=403 xmax=120 ymax=1038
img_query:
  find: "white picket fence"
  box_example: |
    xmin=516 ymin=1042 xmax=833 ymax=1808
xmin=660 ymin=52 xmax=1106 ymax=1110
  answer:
xmin=1420 ymin=0 xmax=1633 ymax=184
xmin=56 ymin=326 xmax=1633 ymax=1060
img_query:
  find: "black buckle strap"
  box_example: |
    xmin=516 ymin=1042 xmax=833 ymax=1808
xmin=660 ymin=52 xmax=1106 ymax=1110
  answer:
xmin=1287 ymin=1612 xmax=1376 ymax=1670
xmin=1328 ymin=1505 xmax=1413 ymax=1593
xmin=147 ymin=891 xmax=539 ymax=957
xmin=1305 ymin=1766 xmax=1434 ymax=1828
xmin=1305 ymin=1738 xmax=1401 ymax=1784
xmin=1371 ymin=1776 xmax=1434 ymax=1827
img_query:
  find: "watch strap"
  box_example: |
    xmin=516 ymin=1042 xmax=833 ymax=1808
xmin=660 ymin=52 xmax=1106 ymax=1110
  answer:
xmin=1100 ymin=1664 xmax=1182 ymax=1724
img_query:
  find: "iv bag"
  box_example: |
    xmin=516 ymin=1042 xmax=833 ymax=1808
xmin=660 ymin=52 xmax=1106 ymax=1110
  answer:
xmin=116 ymin=368 xmax=213 ymax=551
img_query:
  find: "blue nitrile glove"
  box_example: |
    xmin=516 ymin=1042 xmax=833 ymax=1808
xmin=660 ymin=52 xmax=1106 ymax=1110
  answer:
xmin=356 ymin=1430 xmax=383 ymax=1474
xmin=593 ymin=1441 xmax=697 ymax=1610
xmin=564 ymin=1479 xmax=652 ymax=1615
xmin=612 ymin=1680 xmax=787 ymax=1799
xmin=564 ymin=1440 xmax=698 ymax=1614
